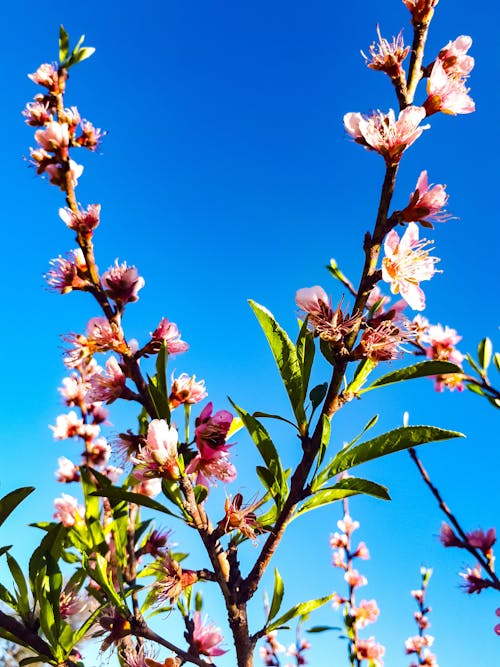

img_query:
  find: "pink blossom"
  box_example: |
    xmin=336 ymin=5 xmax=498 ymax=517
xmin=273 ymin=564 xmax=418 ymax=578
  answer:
xmin=401 ymin=171 xmax=451 ymax=226
xmin=150 ymin=318 xmax=189 ymax=355
xmin=28 ymin=63 xmax=59 ymax=90
xmin=421 ymin=323 xmax=463 ymax=365
xmin=153 ymin=554 xmax=198 ymax=604
xmin=55 ymin=457 xmax=80 ymax=483
xmin=466 ymin=528 xmax=496 ymax=557
xmin=353 ymin=541 xmax=370 ymax=560
xmin=75 ymin=120 xmax=106 ymax=151
xmin=186 ymin=450 xmax=237 ymax=488
xmin=35 ymin=121 xmax=69 ymax=152
xmin=169 ymin=373 xmax=208 ymax=408
xmin=103 ymin=466 xmax=123 ymax=483
xmin=85 ymin=437 xmax=111 ymax=466
xmin=460 ymin=564 xmax=492 ymax=594
xmin=53 ymin=493 xmax=84 ymax=527
xmin=50 ymin=411 xmax=84 ymax=439
xmin=45 ymin=159 xmax=84 ymax=189
xmin=87 ymin=317 xmax=125 ymax=350
xmin=424 ymin=61 xmax=475 ymax=116
xmin=344 ymin=568 xmax=367 ymax=589
xmin=86 ymin=356 xmax=126 ymax=404
xmin=191 ymin=612 xmax=227 ymax=660
xmin=132 ymin=419 xmax=180 ymax=480
xmin=343 ymin=106 xmax=429 ymax=163
xmin=405 ymin=634 xmax=434 ymax=653
xmin=194 ymin=402 xmax=233 ymax=455
xmin=355 ymin=637 xmax=385 ymax=666
xmin=362 ymin=28 xmax=410 ymax=79
xmin=296 ymin=287 xmax=358 ymax=344
xmin=102 ymin=260 xmax=145 ymax=305
xmin=332 ymin=549 xmax=347 ymax=569
xmin=337 ymin=514 xmax=359 ymax=535
xmin=353 ymin=599 xmax=380 ymax=628
xmin=59 ymin=373 xmax=90 ymax=407
xmin=359 ymin=320 xmax=412 ymax=362
xmin=136 ymin=478 xmax=162 ymax=498
xmin=45 ymin=249 xmax=89 ymax=294
xmin=382 ymin=222 xmax=439 ymax=311
xmin=59 ymin=107 xmax=81 ymax=130
xmin=59 ymin=204 xmax=101 ymax=236
xmin=439 ymin=522 xmax=462 ymax=548
xmin=437 ymin=36 xmax=474 ymax=78
xmin=494 ymin=608 xmax=500 ymax=636
xmin=330 ymin=532 xmax=348 ymax=549
xmin=402 ymin=0 xmax=439 ymax=24
xmin=23 ymin=101 xmax=51 ymax=126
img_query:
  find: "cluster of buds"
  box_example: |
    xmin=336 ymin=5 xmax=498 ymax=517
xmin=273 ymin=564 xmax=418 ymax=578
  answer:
xmin=413 ymin=316 xmax=465 ymax=391
xmin=330 ymin=504 xmax=385 ymax=666
xmin=26 ymin=62 xmax=104 ymax=189
xmin=405 ymin=568 xmax=438 ymax=667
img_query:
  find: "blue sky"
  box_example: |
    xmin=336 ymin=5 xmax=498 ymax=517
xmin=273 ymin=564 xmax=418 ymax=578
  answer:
xmin=1 ymin=0 xmax=499 ymax=665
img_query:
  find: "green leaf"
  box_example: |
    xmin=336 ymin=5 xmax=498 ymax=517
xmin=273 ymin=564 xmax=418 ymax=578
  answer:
xmin=478 ymin=338 xmax=492 ymax=371
xmin=147 ymin=374 xmax=170 ymax=421
xmin=67 ymin=46 xmax=96 ymax=68
xmin=331 ymin=426 xmax=464 ymax=475
xmin=307 ymin=625 xmax=341 ymax=633
xmin=296 ymin=318 xmax=315 ymax=401
xmin=266 ymin=595 xmax=333 ymax=633
xmin=465 ymin=353 xmax=483 ymax=376
xmin=249 ymin=300 xmax=307 ymax=433
xmin=59 ymin=25 xmax=69 ymax=64
xmin=231 ymin=403 xmax=287 ymax=506
xmin=494 ymin=352 xmax=500 ymax=373
xmin=155 ymin=340 xmax=168 ymax=395
xmin=319 ymin=337 xmax=335 ymax=365
xmin=363 ymin=361 xmax=462 ymax=392
xmin=268 ymin=568 xmax=284 ymax=621
xmin=0 ymin=487 xmax=34 ymax=528
xmin=251 ymin=411 xmax=298 ymax=430
xmin=0 ymin=582 xmax=16 ymax=608
xmin=91 ymin=488 xmax=182 ymax=519
xmin=0 ymin=545 xmax=11 ymax=557
xmin=309 ymin=383 xmax=328 ymax=412
xmin=193 ymin=485 xmax=208 ymax=505
xmin=298 ymin=477 xmax=389 ymax=516
xmin=6 ymin=554 xmax=28 ymax=605
xmin=347 ymin=358 xmax=377 ymax=394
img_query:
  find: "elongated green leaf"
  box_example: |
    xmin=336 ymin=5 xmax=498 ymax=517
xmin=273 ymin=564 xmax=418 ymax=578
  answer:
xmin=249 ymin=300 xmax=307 ymax=432
xmin=252 ymin=412 xmax=298 ymax=429
xmin=363 ymin=361 xmax=462 ymax=391
xmin=319 ymin=338 xmax=335 ymax=365
xmin=147 ymin=375 xmax=170 ymax=421
xmin=0 ymin=545 xmax=11 ymax=557
xmin=268 ymin=568 xmax=284 ymax=622
xmin=6 ymin=554 xmax=28 ymax=606
xmin=465 ymin=353 xmax=482 ymax=376
xmin=296 ymin=318 xmax=315 ymax=400
xmin=307 ymin=625 xmax=341 ymax=633
xmin=266 ymin=595 xmax=333 ymax=633
xmin=478 ymin=338 xmax=492 ymax=371
xmin=91 ymin=488 xmax=182 ymax=519
xmin=298 ymin=478 xmax=389 ymax=516
xmin=155 ymin=340 xmax=168 ymax=395
xmin=0 ymin=487 xmax=34 ymax=528
xmin=59 ymin=25 xmax=69 ymax=63
xmin=331 ymin=426 xmax=464 ymax=475
xmin=0 ymin=582 xmax=16 ymax=608
xmin=161 ymin=479 xmax=191 ymax=520
xmin=231 ymin=403 xmax=287 ymax=505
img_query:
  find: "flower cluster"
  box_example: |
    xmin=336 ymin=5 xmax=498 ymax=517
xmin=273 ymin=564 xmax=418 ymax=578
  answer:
xmin=331 ymin=504 xmax=385 ymax=666
xmin=405 ymin=568 xmax=438 ymax=667
xmin=413 ymin=316 xmax=465 ymax=391
xmin=26 ymin=63 xmax=105 ymax=189
xmin=424 ymin=37 xmax=475 ymax=116
xmin=440 ymin=523 xmax=497 ymax=595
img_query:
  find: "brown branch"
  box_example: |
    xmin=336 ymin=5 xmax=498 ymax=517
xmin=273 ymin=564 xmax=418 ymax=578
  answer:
xmin=0 ymin=611 xmax=54 ymax=661
xmin=132 ymin=620 xmax=214 ymax=667
xmin=409 ymin=448 xmax=500 ymax=588
xmin=405 ymin=19 xmax=432 ymax=105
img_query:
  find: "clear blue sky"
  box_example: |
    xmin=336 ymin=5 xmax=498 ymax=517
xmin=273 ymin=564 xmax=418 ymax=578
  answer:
xmin=1 ymin=0 xmax=499 ymax=665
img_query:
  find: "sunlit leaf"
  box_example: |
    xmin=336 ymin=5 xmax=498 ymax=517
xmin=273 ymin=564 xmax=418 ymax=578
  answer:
xmin=363 ymin=361 xmax=462 ymax=392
